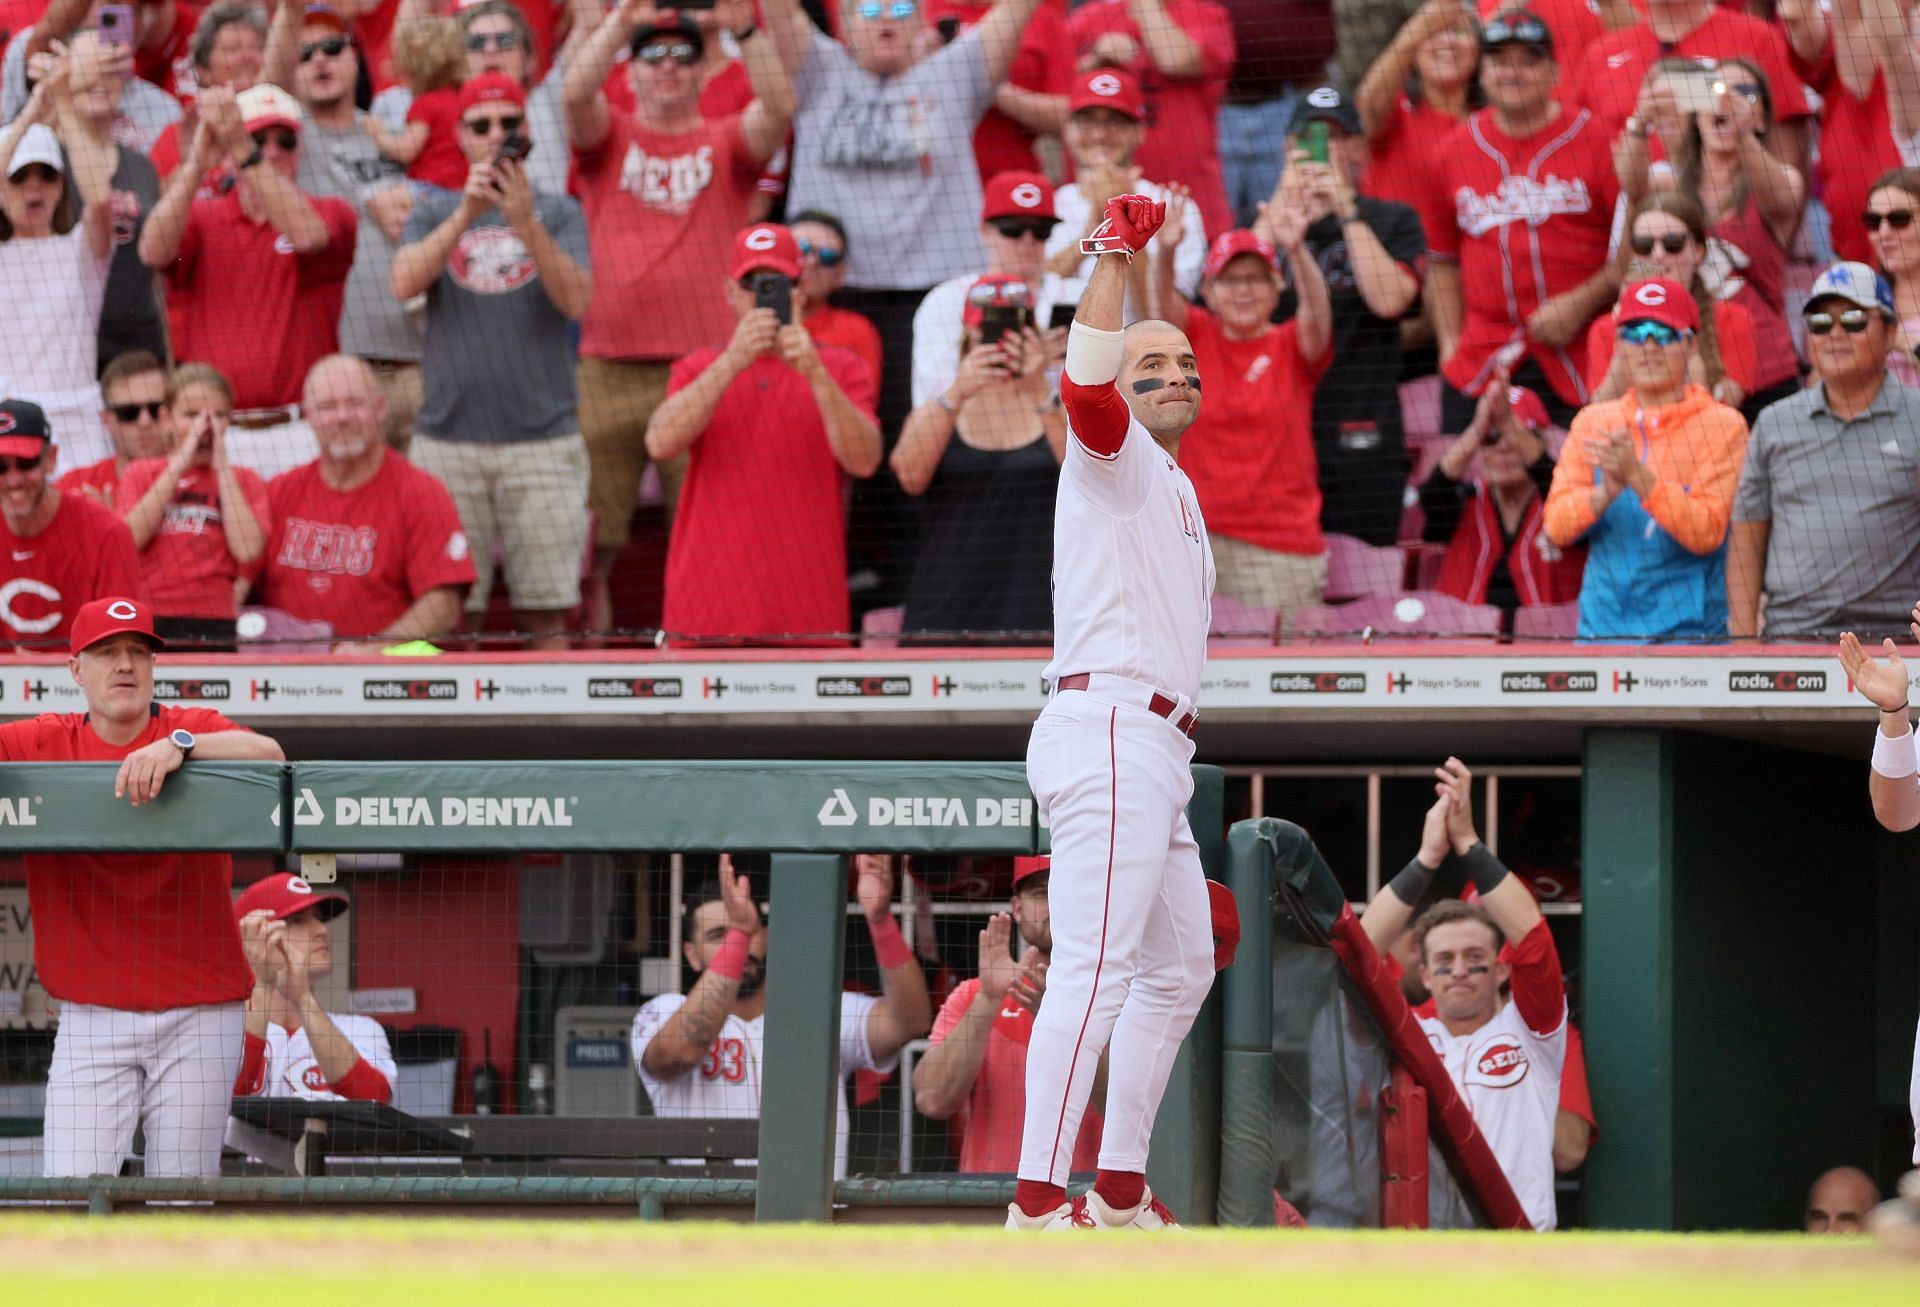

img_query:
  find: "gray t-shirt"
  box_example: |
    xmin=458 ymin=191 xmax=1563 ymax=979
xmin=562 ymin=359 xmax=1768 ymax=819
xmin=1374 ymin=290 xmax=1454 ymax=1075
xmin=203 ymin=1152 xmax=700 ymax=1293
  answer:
xmin=786 ymin=27 xmax=992 ymax=292
xmin=404 ymin=187 xmax=588 ymax=443
xmin=99 ymin=147 xmax=165 ymax=364
xmin=296 ymin=110 xmax=426 ymax=363
xmin=1734 ymin=376 xmax=1920 ymax=637
xmin=2 ymin=28 xmax=181 ymax=152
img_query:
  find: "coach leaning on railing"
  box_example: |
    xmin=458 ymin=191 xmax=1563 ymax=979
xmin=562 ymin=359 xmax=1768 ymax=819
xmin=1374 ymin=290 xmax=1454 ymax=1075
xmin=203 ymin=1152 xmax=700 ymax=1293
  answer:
xmin=0 ymin=597 xmax=284 ymax=1180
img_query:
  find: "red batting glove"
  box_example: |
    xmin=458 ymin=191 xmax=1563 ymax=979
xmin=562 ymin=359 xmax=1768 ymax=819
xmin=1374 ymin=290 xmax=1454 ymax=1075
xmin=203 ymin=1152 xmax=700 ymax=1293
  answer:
xmin=1080 ymin=193 xmax=1168 ymax=259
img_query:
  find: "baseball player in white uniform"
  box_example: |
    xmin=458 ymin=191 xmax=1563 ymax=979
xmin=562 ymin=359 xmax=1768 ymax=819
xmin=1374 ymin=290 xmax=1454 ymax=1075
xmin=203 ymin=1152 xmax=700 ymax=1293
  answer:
xmin=1006 ymin=194 xmax=1218 ymax=1232
xmin=1359 ymin=758 xmax=1567 ymax=1231
xmin=630 ymin=855 xmax=930 ymax=1177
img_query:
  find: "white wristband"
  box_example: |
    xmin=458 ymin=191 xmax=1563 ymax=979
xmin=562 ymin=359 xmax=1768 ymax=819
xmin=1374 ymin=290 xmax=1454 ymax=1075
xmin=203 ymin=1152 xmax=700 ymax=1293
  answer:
xmin=1872 ymin=722 xmax=1918 ymax=778
xmin=1064 ymin=320 xmax=1124 ymax=387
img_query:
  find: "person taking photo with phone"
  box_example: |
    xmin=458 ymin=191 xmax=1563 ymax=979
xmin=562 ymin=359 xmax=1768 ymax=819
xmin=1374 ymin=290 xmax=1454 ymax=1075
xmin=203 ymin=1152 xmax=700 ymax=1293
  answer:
xmin=644 ymin=222 xmax=880 ymax=646
xmin=390 ymin=71 xmax=592 ymax=652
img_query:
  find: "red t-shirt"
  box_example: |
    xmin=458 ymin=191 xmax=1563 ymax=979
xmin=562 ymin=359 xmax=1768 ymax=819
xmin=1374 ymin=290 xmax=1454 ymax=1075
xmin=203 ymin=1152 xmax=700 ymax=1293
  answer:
xmin=0 ymin=493 xmax=143 ymax=649
xmin=0 ymin=706 xmax=255 ymax=1011
xmin=56 ymin=456 xmax=126 ymax=511
xmin=928 ymin=977 xmax=1103 ymax=1173
xmin=259 ymin=454 xmax=477 ymax=637
xmin=1425 ymin=107 xmax=1617 ymax=408
xmin=1176 ymin=309 xmax=1331 ymax=555
xmin=1800 ymin=62 xmax=1901 ymax=267
xmin=117 ymin=459 xmax=273 ymax=620
xmin=574 ymin=113 xmax=762 ymax=361
xmin=1712 ymin=193 xmax=1796 ymax=389
xmin=162 ymin=190 xmax=357 ymax=409
xmin=357 ymin=0 xmax=402 ymax=92
xmin=925 ymin=0 xmax=1074 ymax=181
xmin=661 ymin=347 xmax=876 ymax=643
xmin=1068 ymin=0 xmax=1236 ymax=241
xmin=805 ymin=303 xmax=884 ymax=397
xmin=405 ymin=86 xmax=469 ymax=190
xmin=1583 ymin=295 xmax=1758 ymax=395
xmin=1367 ymin=94 xmax=1465 ymax=214
xmin=1568 ymin=6 xmax=1811 ymax=141
xmin=137 ymin=0 xmax=200 ymax=100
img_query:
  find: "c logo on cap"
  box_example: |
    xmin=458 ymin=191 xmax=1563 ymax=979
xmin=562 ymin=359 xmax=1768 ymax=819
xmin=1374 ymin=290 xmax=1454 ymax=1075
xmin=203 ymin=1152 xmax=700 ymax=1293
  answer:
xmin=1010 ymin=182 xmax=1044 ymax=209
xmin=1308 ymin=86 xmax=1341 ymax=109
xmin=0 ymin=413 xmax=14 ymax=434
xmin=288 ymin=876 xmax=314 ymax=894
xmin=106 ymin=600 xmax=139 ymax=621
xmin=1634 ymin=283 xmax=1668 ymax=306
xmin=1089 ymin=72 xmax=1122 ymax=97
xmin=743 ymin=227 xmax=778 ymax=251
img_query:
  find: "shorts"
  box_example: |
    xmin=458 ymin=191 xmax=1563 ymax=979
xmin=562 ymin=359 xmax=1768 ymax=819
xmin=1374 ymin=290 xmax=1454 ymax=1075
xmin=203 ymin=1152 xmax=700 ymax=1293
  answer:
xmin=410 ymin=431 xmax=590 ymax=612
xmin=1210 ymin=534 xmax=1329 ymax=616
xmin=576 ymin=356 xmax=686 ymax=550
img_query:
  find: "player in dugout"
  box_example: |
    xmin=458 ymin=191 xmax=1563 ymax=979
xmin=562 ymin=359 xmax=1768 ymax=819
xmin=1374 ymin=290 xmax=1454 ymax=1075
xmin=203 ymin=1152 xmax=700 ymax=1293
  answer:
xmin=1359 ymin=755 xmax=1568 ymax=1231
xmin=0 ymin=596 xmax=284 ymax=1177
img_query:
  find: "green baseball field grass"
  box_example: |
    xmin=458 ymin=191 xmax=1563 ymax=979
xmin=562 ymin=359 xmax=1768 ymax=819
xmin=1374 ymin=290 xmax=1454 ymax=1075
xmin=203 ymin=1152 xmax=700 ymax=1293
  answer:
xmin=1 ymin=1216 xmax=1915 ymax=1305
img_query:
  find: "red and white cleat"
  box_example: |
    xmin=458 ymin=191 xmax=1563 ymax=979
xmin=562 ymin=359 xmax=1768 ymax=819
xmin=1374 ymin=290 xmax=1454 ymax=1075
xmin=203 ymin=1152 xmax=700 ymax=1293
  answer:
xmin=1084 ymin=1187 xmax=1184 ymax=1230
xmin=1005 ymin=1196 xmax=1095 ymax=1230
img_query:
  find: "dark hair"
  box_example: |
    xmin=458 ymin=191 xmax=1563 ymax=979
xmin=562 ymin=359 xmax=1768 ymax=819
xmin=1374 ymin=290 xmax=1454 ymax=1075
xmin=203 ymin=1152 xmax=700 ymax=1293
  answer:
xmin=190 ymin=2 xmax=267 ymax=71
xmin=1677 ymin=57 xmax=1773 ymax=223
xmin=0 ymin=144 xmax=75 ymax=241
xmin=1867 ymin=167 xmax=1920 ymax=287
xmin=786 ymin=209 xmax=851 ymax=254
xmin=1412 ymin=899 xmax=1503 ymax=964
xmin=683 ymin=879 xmax=724 ymax=939
xmin=100 ymin=350 xmax=167 ymax=398
xmin=1620 ymin=193 xmax=1725 ymax=388
xmin=457 ymin=0 xmax=538 ymax=74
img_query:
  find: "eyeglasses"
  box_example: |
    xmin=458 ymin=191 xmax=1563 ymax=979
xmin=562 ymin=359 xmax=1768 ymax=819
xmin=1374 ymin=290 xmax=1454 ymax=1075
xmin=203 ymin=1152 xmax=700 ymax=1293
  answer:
xmin=1863 ymin=209 xmax=1917 ymax=232
xmin=988 ymin=217 xmax=1057 ymax=241
xmin=1630 ymin=231 xmax=1691 ymax=255
xmin=462 ymin=113 xmax=523 ymax=135
xmin=464 ymin=30 xmax=522 ymax=52
xmin=0 ymin=453 xmax=46 ymax=474
xmin=252 ymin=128 xmax=299 ymax=151
xmin=857 ymin=0 xmax=919 ymax=18
xmin=796 ymin=238 xmax=844 ymax=267
xmin=300 ymin=36 xmax=349 ymax=62
xmin=109 ymin=401 xmax=166 ymax=422
xmin=1617 ymin=320 xmax=1685 ymax=347
xmin=636 ymin=41 xmax=700 ymax=66
xmin=1805 ymin=308 xmax=1872 ymax=335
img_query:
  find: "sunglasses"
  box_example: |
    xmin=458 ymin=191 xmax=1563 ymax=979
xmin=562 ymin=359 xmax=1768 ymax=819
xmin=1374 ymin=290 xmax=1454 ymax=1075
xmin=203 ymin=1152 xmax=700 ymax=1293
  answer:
xmin=1727 ymin=82 xmax=1762 ymax=102
xmin=109 ymin=400 xmax=166 ymax=422
xmin=462 ymin=113 xmax=523 ymax=135
xmin=1630 ymin=231 xmax=1691 ymax=255
xmin=0 ymin=453 xmax=46 ymax=474
xmin=637 ymin=41 xmax=700 ymax=65
xmin=967 ymin=279 xmax=1032 ymax=306
xmin=796 ymin=238 xmax=844 ymax=267
xmin=464 ymin=31 xmax=522 ymax=52
xmin=10 ymin=163 xmax=60 ymax=184
xmin=300 ymin=36 xmax=349 ymax=62
xmin=1617 ymin=320 xmax=1685 ymax=347
xmin=857 ymin=0 xmax=919 ymax=18
xmin=1805 ymin=308 xmax=1872 ymax=335
xmin=251 ymin=128 xmax=299 ymax=151
xmin=1863 ymin=209 xmax=1917 ymax=232
xmin=988 ymin=217 xmax=1057 ymax=241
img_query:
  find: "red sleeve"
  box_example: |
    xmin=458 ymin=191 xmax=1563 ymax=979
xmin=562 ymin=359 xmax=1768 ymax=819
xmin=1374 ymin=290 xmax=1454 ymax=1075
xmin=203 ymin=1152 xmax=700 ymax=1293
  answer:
xmin=1715 ymin=300 xmax=1759 ymax=393
xmin=1506 ymin=918 xmax=1567 ymax=1036
xmin=827 ymin=348 xmax=879 ymax=420
xmin=402 ymin=470 xmax=479 ymax=597
xmin=1583 ymin=315 xmax=1612 ymax=392
xmin=113 ymin=458 xmax=166 ymax=520
xmin=1183 ymin=0 xmax=1237 ymax=83
xmin=1422 ymin=135 xmax=1462 ymax=261
xmin=234 ymin=1031 xmax=268 ymax=1095
xmin=928 ymin=977 xmax=980 ymax=1047
xmin=299 ymin=199 xmax=359 ymax=282
xmin=1281 ymin=319 xmax=1332 ymax=383
xmin=1558 ymin=1023 xmax=1597 ymax=1131
xmin=149 ymin=123 xmax=181 ymax=178
xmin=328 ymin=1056 xmax=394 ymax=1103
xmin=91 ymin=513 xmax=144 ymax=602
xmin=1754 ymin=21 xmax=1811 ymax=119
xmin=1060 ymin=373 xmax=1131 ymax=458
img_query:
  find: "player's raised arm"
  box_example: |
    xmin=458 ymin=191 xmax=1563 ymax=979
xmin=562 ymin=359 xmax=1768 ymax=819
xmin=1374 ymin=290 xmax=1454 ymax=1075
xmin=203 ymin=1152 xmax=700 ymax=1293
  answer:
xmin=1061 ymin=195 xmax=1167 ymax=457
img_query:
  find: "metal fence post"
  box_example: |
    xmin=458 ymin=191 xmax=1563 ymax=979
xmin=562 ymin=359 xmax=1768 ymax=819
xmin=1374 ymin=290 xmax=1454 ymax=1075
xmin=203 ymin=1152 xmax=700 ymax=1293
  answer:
xmin=756 ymin=852 xmax=847 ymax=1222
xmin=1215 ymin=819 xmax=1277 ymax=1226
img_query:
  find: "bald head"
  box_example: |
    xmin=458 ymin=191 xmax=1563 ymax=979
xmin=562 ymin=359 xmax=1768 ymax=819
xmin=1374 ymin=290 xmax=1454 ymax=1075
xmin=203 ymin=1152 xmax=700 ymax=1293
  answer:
xmin=1805 ymin=1167 xmax=1879 ymax=1233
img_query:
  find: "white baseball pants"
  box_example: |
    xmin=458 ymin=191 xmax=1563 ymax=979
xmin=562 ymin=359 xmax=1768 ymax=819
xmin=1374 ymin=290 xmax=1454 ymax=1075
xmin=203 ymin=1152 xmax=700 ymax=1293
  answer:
xmin=1019 ymin=678 xmax=1215 ymax=1184
xmin=43 ymin=1002 xmax=245 ymax=1178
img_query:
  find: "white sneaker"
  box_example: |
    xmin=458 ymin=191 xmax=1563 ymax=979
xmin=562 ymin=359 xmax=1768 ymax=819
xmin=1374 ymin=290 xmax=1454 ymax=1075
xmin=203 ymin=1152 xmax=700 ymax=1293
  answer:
xmin=1084 ymin=1186 xmax=1183 ymax=1230
xmin=1005 ymin=1197 xmax=1092 ymax=1230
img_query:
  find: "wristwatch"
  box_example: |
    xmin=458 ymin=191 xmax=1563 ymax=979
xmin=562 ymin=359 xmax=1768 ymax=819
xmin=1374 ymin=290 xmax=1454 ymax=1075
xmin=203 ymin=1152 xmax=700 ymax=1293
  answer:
xmin=169 ymin=728 xmax=196 ymax=761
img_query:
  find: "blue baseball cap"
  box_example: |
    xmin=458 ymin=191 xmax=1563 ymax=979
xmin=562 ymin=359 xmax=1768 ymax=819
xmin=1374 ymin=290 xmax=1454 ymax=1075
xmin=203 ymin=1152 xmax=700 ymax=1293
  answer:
xmin=1807 ymin=261 xmax=1895 ymax=320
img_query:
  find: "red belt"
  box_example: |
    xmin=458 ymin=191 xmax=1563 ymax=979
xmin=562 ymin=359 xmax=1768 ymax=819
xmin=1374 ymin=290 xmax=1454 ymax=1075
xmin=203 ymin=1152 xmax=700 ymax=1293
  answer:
xmin=1055 ymin=673 xmax=1197 ymax=737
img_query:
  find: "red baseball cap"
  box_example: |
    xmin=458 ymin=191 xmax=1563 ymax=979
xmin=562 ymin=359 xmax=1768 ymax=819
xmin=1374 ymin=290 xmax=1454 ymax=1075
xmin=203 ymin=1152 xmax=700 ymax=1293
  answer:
xmin=0 ymin=398 xmax=52 ymax=460
xmin=458 ymin=71 xmax=526 ymax=116
xmin=1068 ymin=68 xmax=1145 ymax=121
xmin=1012 ymin=855 xmax=1050 ymax=887
xmin=302 ymin=3 xmax=349 ymax=34
xmin=1208 ymin=879 xmax=1241 ymax=970
xmin=981 ymin=170 xmax=1056 ymax=222
xmin=68 ymin=597 xmax=163 ymax=656
xmin=731 ymin=223 xmax=802 ymax=280
xmin=1507 ymin=384 xmax=1551 ymax=432
xmin=234 ymin=872 xmax=350 ymax=923
xmin=1204 ymin=229 xmax=1276 ymax=280
xmin=1615 ymin=277 xmax=1698 ymax=333
xmin=963 ymin=272 xmax=1033 ymax=327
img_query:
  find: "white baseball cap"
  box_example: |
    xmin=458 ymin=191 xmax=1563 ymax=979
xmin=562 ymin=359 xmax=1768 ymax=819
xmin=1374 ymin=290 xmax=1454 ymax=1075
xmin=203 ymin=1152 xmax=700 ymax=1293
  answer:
xmin=7 ymin=124 xmax=64 ymax=177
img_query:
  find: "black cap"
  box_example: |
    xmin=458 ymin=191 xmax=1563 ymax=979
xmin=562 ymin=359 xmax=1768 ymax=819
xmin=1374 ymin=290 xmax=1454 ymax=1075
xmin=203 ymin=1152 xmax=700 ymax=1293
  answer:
xmin=1481 ymin=9 xmax=1552 ymax=55
xmin=630 ymin=14 xmax=704 ymax=58
xmin=1288 ymin=85 xmax=1362 ymax=136
xmin=0 ymin=399 xmax=53 ymax=459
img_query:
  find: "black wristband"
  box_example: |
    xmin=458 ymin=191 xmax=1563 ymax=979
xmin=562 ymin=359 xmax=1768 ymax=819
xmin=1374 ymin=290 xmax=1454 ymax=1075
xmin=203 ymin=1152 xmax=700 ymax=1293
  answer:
xmin=1884 ymin=701 xmax=1911 ymax=714
xmin=1457 ymin=841 xmax=1510 ymax=896
xmin=1387 ymin=855 xmax=1440 ymax=906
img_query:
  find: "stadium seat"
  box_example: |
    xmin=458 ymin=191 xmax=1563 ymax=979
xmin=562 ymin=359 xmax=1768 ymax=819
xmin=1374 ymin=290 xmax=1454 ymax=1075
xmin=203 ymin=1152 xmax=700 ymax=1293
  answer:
xmin=1512 ymin=602 xmax=1581 ymax=640
xmin=1407 ymin=543 xmax=1447 ymax=591
xmin=1399 ymin=374 xmax=1442 ymax=438
xmin=1290 ymin=591 xmax=1502 ymax=639
xmin=860 ymin=606 xmax=905 ymax=649
xmin=1324 ymin=533 xmax=1407 ymax=601
xmin=236 ymin=607 xmax=334 ymax=653
xmin=1209 ymin=593 xmax=1282 ymax=644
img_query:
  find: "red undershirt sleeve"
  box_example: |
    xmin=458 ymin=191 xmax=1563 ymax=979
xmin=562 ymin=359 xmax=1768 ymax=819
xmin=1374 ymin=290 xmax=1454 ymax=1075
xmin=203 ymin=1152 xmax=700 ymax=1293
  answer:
xmin=234 ymin=1032 xmax=267 ymax=1096
xmin=1507 ymin=919 xmax=1567 ymax=1037
xmin=1060 ymin=374 xmax=1130 ymax=459
xmin=327 ymin=1057 xmax=394 ymax=1104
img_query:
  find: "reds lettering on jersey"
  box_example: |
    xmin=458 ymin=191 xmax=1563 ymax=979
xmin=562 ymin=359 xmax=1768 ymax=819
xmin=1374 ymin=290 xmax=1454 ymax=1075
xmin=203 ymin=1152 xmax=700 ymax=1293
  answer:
xmin=277 ymin=518 xmax=379 ymax=580
xmin=619 ymin=144 xmax=717 ymax=213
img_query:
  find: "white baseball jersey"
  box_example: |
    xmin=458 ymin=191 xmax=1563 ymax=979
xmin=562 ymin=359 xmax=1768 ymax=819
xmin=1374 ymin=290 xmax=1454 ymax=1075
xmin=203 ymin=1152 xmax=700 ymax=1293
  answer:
xmin=255 ymin=1016 xmax=400 ymax=1101
xmin=630 ymin=990 xmax=894 ymax=1179
xmin=1419 ymin=999 xmax=1568 ymax=1232
xmin=1043 ymin=385 xmax=1215 ymax=705
xmin=1908 ymin=1014 xmax=1919 ymax=1165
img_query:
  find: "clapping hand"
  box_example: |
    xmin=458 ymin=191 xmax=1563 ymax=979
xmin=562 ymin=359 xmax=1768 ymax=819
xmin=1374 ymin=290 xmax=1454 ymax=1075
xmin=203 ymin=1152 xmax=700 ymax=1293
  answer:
xmin=1838 ymin=610 xmax=1920 ymax=713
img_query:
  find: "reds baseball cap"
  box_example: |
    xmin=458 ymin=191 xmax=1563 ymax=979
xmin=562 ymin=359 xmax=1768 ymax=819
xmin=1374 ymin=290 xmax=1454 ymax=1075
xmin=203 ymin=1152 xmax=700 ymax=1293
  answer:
xmin=301 ymin=3 xmax=349 ymax=34
xmin=1482 ymin=9 xmax=1551 ymax=54
xmin=1507 ymin=384 xmax=1551 ymax=432
xmin=6 ymin=123 xmax=63 ymax=177
xmin=1615 ymin=277 xmax=1698 ymax=333
xmin=1012 ymin=855 xmax=1050 ymax=887
xmin=1068 ymin=68 xmax=1145 ymax=121
xmin=68 ymin=597 xmax=163 ymax=656
xmin=458 ymin=71 xmax=526 ymax=115
xmin=234 ymin=871 xmax=350 ymax=923
xmin=1207 ymin=880 xmax=1240 ymax=970
xmin=237 ymin=83 xmax=304 ymax=135
xmin=963 ymin=273 xmax=1033 ymax=327
xmin=1807 ymin=260 xmax=1896 ymax=319
xmin=1203 ymin=228 xmax=1277 ymax=280
xmin=630 ymin=13 xmax=703 ymax=57
xmin=1289 ymin=85 xmax=1362 ymax=136
xmin=732 ymin=223 xmax=801 ymax=281
xmin=982 ymin=170 xmax=1056 ymax=223
xmin=0 ymin=398 xmax=53 ymax=459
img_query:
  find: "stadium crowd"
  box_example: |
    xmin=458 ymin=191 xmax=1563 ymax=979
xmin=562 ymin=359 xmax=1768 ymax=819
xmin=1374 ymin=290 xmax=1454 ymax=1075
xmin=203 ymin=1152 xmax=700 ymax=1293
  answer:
xmin=5 ymin=0 xmax=1920 ymax=650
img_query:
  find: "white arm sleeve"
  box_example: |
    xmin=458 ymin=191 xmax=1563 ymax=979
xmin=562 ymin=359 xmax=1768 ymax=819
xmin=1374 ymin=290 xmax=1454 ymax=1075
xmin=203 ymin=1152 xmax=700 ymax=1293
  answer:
xmin=1065 ymin=320 xmax=1124 ymax=386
